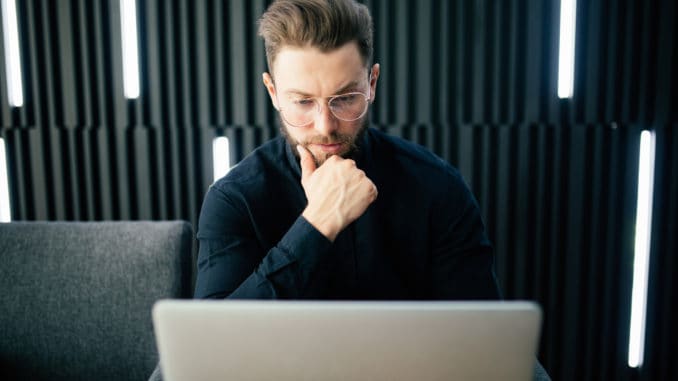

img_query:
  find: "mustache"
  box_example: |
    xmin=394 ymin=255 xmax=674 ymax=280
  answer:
xmin=303 ymin=133 xmax=352 ymax=145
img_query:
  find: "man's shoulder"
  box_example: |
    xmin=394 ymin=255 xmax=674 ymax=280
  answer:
xmin=211 ymin=136 xmax=289 ymax=192
xmin=368 ymin=129 xmax=476 ymax=211
xmin=368 ymin=128 xmax=460 ymax=178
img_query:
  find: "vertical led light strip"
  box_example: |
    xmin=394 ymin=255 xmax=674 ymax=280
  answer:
xmin=120 ymin=0 xmax=140 ymax=99
xmin=213 ymin=137 xmax=231 ymax=182
xmin=628 ymin=130 xmax=656 ymax=368
xmin=557 ymin=0 xmax=577 ymax=99
xmin=0 ymin=138 xmax=11 ymax=222
xmin=1 ymin=0 xmax=23 ymax=107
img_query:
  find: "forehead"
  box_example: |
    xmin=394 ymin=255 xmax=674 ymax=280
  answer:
xmin=272 ymin=42 xmax=367 ymax=96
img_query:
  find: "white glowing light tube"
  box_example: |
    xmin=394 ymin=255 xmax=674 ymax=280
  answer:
xmin=2 ymin=0 xmax=24 ymax=107
xmin=628 ymin=130 xmax=656 ymax=368
xmin=213 ymin=137 xmax=231 ymax=182
xmin=120 ymin=0 xmax=140 ymax=98
xmin=0 ymin=138 xmax=12 ymax=222
xmin=557 ymin=0 xmax=577 ymax=99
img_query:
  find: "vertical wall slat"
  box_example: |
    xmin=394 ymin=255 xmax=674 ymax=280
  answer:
xmin=523 ymin=1 xmax=542 ymax=122
xmin=177 ymin=0 xmax=190 ymax=127
xmin=143 ymin=0 xmax=160 ymax=125
xmin=193 ymin=0 xmax=208 ymax=127
xmin=80 ymin=127 xmax=96 ymax=220
xmin=229 ymin=0 xmax=249 ymax=125
xmin=516 ymin=124 xmax=533 ymax=296
xmin=414 ymin=0 xmax=432 ymax=123
xmin=0 ymin=17 xmax=8 ymax=126
xmin=208 ymin=0 xmax=226 ymax=125
xmin=56 ymin=1 xmax=76 ymax=126
xmin=27 ymin=127 xmax=47 ymax=219
xmin=251 ymin=0 xmax=269 ymax=126
xmin=493 ymin=125 xmax=511 ymax=292
xmin=393 ymin=1 xmax=410 ymax=124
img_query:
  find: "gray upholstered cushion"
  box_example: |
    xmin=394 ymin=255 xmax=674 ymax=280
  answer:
xmin=0 ymin=221 xmax=193 ymax=381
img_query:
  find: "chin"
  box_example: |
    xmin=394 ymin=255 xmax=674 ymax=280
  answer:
xmin=278 ymin=114 xmax=370 ymax=166
xmin=313 ymin=149 xmax=352 ymax=166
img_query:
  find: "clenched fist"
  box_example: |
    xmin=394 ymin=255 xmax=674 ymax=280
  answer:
xmin=297 ymin=145 xmax=378 ymax=241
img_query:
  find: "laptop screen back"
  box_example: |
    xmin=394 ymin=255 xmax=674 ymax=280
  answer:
xmin=153 ymin=300 xmax=542 ymax=381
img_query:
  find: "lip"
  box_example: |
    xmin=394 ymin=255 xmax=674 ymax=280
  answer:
xmin=312 ymin=143 xmax=345 ymax=154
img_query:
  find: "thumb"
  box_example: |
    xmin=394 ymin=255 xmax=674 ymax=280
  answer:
xmin=296 ymin=145 xmax=316 ymax=182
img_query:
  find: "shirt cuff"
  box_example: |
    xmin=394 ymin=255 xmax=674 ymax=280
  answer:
xmin=278 ymin=215 xmax=333 ymax=268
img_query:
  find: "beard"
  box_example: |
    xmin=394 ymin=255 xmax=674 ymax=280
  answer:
xmin=279 ymin=114 xmax=370 ymax=167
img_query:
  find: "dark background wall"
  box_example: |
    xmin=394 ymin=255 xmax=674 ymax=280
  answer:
xmin=0 ymin=1 xmax=676 ymax=380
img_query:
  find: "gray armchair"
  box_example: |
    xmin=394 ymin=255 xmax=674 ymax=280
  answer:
xmin=0 ymin=221 xmax=194 ymax=381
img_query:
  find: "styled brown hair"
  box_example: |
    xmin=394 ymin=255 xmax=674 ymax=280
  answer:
xmin=258 ymin=0 xmax=374 ymax=72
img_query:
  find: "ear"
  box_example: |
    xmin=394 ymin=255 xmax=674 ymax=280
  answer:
xmin=368 ymin=63 xmax=380 ymax=103
xmin=262 ymin=72 xmax=279 ymax=110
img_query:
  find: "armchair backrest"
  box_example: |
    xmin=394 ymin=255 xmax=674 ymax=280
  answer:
xmin=0 ymin=221 xmax=194 ymax=381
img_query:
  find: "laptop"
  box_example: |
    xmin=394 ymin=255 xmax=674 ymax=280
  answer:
xmin=152 ymin=300 xmax=542 ymax=381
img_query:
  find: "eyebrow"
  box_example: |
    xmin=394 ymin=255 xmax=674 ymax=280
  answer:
xmin=283 ymin=80 xmax=363 ymax=97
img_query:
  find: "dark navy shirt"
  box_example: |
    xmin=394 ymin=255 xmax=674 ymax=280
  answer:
xmin=194 ymin=128 xmax=501 ymax=300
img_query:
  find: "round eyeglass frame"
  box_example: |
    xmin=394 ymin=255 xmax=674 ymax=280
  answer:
xmin=273 ymin=79 xmax=372 ymax=128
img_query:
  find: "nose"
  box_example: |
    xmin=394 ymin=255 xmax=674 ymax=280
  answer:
xmin=312 ymin=100 xmax=339 ymax=136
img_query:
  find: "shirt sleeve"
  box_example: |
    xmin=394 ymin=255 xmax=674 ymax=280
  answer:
xmin=428 ymin=171 xmax=502 ymax=300
xmin=193 ymin=183 xmax=333 ymax=299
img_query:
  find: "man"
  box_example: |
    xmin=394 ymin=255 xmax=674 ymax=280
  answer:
xmin=151 ymin=0 xmax=550 ymax=379
xmin=194 ymin=0 xmax=500 ymax=301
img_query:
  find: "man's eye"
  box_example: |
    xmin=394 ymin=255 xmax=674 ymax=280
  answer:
xmin=293 ymin=99 xmax=314 ymax=106
xmin=334 ymin=95 xmax=357 ymax=104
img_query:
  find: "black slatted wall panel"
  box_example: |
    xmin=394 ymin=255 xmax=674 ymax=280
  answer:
xmin=0 ymin=1 xmax=676 ymax=380
xmin=644 ymin=124 xmax=678 ymax=381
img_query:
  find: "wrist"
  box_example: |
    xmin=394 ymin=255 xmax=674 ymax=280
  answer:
xmin=302 ymin=208 xmax=341 ymax=242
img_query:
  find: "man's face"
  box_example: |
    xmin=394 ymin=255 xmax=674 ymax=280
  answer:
xmin=263 ymin=42 xmax=379 ymax=166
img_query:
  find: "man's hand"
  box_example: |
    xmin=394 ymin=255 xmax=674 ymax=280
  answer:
xmin=297 ymin=145 xmax=378 ymax=242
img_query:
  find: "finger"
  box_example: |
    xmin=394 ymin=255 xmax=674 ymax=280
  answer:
xmin=366 ymin=180 xmax=378 ymax=201
xmin=296 ymin=145 xmax=317 ymax=182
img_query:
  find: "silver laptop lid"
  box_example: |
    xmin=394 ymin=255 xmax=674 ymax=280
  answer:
xmin=153 ymin=300 xmax=542 ymax=381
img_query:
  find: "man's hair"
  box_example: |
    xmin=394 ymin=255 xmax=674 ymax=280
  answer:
xmin=258 ymin=0 xmax=374 ymax=73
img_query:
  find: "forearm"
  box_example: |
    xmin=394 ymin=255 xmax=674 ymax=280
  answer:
xmin=194 ymin=216 xmax=332 ymax=299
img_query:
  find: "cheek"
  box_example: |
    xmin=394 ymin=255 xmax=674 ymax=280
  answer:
xmin=282 ymin=124 xmax=305 ymax=143
xmin=337 ymin=119 xmax=364 ymax=136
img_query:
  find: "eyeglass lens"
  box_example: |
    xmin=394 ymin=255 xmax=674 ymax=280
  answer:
xmin=281 ymin=93 xmax=368 ymax=127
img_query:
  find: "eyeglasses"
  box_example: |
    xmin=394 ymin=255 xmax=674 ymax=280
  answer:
xmin=275 ymin=82 xmax=371 ymax=127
